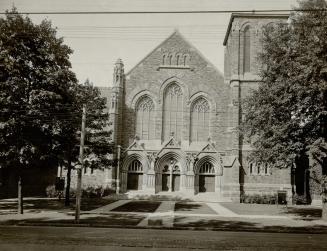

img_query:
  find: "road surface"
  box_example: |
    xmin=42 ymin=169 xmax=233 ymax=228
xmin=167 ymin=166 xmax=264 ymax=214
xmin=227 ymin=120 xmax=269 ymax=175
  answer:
xmin=0 ymin=226 xmax=326 ymax=250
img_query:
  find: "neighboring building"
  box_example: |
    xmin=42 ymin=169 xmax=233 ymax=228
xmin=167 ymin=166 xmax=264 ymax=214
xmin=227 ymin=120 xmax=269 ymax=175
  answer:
xmin=64 ymin=13 xmax=303 ymax=203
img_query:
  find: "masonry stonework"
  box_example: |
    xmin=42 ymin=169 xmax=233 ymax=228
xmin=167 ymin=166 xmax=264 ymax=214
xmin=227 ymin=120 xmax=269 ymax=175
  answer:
xmin=63 ymin=14 xmax=304 ymax=203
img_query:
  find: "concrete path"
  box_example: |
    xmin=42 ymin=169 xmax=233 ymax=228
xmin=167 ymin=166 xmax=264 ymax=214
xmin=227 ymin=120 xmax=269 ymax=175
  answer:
xmin=138 ymin=201 xmax=175 ymax=227
xmin=91 ymin=200 xmax=130 ymax=213
xmin=207 ymin=202 xmax=238 ymax=216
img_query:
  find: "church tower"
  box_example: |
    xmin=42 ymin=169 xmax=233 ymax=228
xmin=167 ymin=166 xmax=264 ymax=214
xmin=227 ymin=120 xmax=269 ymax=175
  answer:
xmin=109 ymin=58 xmax=124 ymax=146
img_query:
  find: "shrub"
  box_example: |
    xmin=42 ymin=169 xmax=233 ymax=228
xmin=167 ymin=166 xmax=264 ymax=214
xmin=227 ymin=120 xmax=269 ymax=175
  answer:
xmin=293 ymin=194 xmax=309 ymax=205
xmin=241 ymin=193 xmax=277 ymax=204
xmin=45 ymin=185 xmax=60 ymax=198
xmin=69 ymin=185 xmax=114 ymax=199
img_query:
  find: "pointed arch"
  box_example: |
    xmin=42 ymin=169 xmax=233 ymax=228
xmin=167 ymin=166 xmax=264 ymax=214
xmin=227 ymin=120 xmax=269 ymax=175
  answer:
xmin=183 ymin=53 xmax=190 ymax=66
xmin=136 ymin=96 xmax=155 ymax=140
xmin=162 ymin=82 xmax=183 ymax=142
xmin=190 ymin=97 xmax=210 ymax=142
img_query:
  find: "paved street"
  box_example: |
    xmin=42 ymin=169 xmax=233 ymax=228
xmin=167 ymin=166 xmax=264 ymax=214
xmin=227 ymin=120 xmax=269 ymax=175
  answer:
xmin=0 ymin=226 xmax=327 ymax=250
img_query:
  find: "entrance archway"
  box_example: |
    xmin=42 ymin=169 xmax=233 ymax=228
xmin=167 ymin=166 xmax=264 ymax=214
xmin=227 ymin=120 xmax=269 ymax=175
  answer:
xmin=198 ymin=162 xmax=215 ymax=193
xmin=127 ymin=160 xmax=143 ymax=190
xmin=161 ymin=163 xmax=181 ymax=192
xmin=162 ymin=165 xmax=170 ymax=191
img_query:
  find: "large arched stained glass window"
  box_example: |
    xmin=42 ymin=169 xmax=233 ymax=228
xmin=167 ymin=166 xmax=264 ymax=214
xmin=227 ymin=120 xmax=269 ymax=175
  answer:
xmin=163 ymin=83 xmax=183 ymax=141
xmin=190 ymin=98 xmax=210 ymax=142
xmin=136 ymin=96 xmax=155 ymax=140
xmin=243 ymin=26 xmax=251 ymax=73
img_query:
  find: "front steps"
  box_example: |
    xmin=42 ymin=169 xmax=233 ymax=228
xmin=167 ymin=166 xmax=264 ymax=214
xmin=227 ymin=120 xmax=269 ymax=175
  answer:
xmin=107 ymin=191 xmax=232 ymax=202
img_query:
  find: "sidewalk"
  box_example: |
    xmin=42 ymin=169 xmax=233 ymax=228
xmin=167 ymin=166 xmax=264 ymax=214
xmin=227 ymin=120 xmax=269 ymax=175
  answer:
xmin=0 ymin=198 xmax=327 ymax=233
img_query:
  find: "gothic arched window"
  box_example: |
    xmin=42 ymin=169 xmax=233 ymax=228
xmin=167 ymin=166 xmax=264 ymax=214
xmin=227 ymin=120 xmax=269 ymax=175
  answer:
xmin=176 ymin=55 xmax=180 ymax=66
xmin=199 ymin=162 xmax=215 ymax=174
xmin=169 ymin=54 xmax=173 ymax=65
xmin=243 ymin=25 xmax=251 ymax=73
xmin=136 ymin=96 xmax=155 ymax=140
xmin=183 ymin=54 xmax=190 ymax=66
xmin=163 ymin=83 xmax=183 ymax=141
xmin=190 ymin=97 xmax=210 ymax=142
xmin=128 ymin=160 xmax=143 ymax=172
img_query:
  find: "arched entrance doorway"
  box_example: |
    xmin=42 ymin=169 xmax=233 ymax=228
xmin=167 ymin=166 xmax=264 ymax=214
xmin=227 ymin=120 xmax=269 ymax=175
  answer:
xmin=127 ymin=160 xmax=143 ymax=190
xmin=198 ymin=162 xmax=215 ymax=192
xmin=161 ymin=163 xmax=181 ymax=192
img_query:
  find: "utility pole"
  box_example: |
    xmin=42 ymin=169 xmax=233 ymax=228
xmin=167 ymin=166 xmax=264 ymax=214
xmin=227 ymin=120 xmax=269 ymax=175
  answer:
xmin=75 ymin=104 xmax=86 ymax=223
xmin=18 ymin=176 xmax=23 ymax=214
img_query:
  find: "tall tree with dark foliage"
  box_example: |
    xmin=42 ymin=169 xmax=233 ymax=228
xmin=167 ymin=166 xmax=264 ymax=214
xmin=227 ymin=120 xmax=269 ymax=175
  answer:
xmin=242 ymin=0 xmax=327 ymax=219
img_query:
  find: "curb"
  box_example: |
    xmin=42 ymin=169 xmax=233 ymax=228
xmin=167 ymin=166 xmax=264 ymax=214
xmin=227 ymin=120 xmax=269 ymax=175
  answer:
xmin=1 ymin=221 xmax=326 ymax=234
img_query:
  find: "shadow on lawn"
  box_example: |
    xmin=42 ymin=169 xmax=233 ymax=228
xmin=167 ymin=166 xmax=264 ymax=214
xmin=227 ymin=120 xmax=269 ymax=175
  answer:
xmin=0 ymin=213 xmax=145 ymax=226
xmin=286 ymin=207 xmax=322 ymax=220
xmin=174 ymin=203 xmax=202 ymax=212
xmin=0 ymin=198 xmax=117 ymax=213
xmin=112 ymin=201 xmax=161 ymax=213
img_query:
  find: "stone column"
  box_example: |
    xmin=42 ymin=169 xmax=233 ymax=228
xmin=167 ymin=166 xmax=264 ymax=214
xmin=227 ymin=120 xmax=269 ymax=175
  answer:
xmin=145 ymin=170 xmax=155 ymax=193
xmin=215 ymin=175 xmax=222 ymax=194
xmin=186 ymin=171 xmax=195 ymax=194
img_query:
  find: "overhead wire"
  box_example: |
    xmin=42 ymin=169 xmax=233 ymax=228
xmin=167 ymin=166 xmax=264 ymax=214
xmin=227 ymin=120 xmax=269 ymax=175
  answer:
xmin=1 ymin=9 xmax=324 ymax=15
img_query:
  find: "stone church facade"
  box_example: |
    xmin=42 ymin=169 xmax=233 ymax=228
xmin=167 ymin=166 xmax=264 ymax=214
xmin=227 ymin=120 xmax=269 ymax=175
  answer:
xmin=67 ymin=13 xmax=295 ymax=202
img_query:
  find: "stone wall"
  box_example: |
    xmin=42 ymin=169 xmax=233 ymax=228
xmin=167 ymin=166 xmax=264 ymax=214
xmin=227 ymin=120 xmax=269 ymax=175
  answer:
xmin=123 ymin=31 xmax=232 ymax=153
xmin=223 ymin=14 xmax=292 ymax=201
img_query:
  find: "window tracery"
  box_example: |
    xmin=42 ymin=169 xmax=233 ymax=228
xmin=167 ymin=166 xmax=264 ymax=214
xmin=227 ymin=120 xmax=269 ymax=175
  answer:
xmin=128 ymin=160 xmax=143 ymax=172
xmin=190 ymin=97 xmax=210 ymax=142
xmin=163 ymin=83 xmax=183 ymax=141
xmin=199 ymin=162 xmax=215 ymax=174
xmin=136 ymin=96 xmax=155 ymax=140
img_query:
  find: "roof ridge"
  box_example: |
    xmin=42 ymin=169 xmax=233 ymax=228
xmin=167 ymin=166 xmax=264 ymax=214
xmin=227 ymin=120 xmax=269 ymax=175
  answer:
xmin=125 ymin=29 xmax=178 ymax=76
xmin=126 ymin=29 xmax=223 ymax=77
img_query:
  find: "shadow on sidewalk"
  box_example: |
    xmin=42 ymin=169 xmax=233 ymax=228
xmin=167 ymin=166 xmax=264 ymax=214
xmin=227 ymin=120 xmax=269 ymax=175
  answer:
xmin=173 ymin=216 xmax=327 ymax=233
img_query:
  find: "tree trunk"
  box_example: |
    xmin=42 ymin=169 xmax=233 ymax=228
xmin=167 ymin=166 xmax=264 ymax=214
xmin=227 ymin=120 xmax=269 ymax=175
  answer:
xmin=322 ymin=200 xmax=327 ymax=221
xmin=64 ymin=158 xmax=72 ymax=207
xmin=17 ymin=176 xmax=23 ymax=214
xmin=322 ymin=174 xmax=327 ymax=220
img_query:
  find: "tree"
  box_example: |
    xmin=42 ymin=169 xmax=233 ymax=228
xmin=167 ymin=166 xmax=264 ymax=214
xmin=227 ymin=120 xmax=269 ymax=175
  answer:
xmin=0 ymin=9 xmax=78 ymax=213
xmin=242 ymin=0 xmax=327 ymax=219
xmin=58 ymin=79 xmax=113 ymax=206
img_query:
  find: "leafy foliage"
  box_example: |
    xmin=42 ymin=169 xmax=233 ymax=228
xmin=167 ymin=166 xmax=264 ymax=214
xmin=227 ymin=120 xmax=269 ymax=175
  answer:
xmin=0 ymin=9 xmax=78 ymax=169
xmin=242 ymin=0 xmax=327 ymax=168
xmin=0 ymin=9 xmax=114 ymax=206
xmin=64 ymin=79 xmax=114 ymax=170
xmin=0 ymin=9 xmax=113 ymax=170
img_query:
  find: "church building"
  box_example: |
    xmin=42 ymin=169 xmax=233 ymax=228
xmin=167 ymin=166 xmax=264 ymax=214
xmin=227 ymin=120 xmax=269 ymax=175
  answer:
xmin=69 ymin=13 xmax=296 ymax=202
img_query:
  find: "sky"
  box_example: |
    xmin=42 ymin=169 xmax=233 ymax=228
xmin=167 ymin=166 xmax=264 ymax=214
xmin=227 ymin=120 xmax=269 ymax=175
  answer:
xmin=0 ymin=0 xmax=298 ymax=87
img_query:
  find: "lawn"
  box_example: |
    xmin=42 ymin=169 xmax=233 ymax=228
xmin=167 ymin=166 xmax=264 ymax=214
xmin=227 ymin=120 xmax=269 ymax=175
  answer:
xmin=111 ymin=200 xmax=161 ymax=213
xmin=174 ymin=202 xmax=217 ymax=215
xmin=220 ymin=202 xmax=287 ymax=215
xmin=0 ymin=198 xmax=117 ymax=213
xmin=220 ymin=202 xmax=322 ymax=218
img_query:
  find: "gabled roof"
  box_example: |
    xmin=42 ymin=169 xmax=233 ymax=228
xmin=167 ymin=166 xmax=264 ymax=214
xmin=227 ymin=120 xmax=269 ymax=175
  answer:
xmin=157 ymin=136 xmax=181 ymax=156
xmin=223 ymin=13 xmax=289 ymax=46
xmin=196 ymin=141 xmax=217 ymax=157
xmin=124 ymin=138 xmax=145 ymax=152
xmin=126 ymin=29 xmax=223 ymax=76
